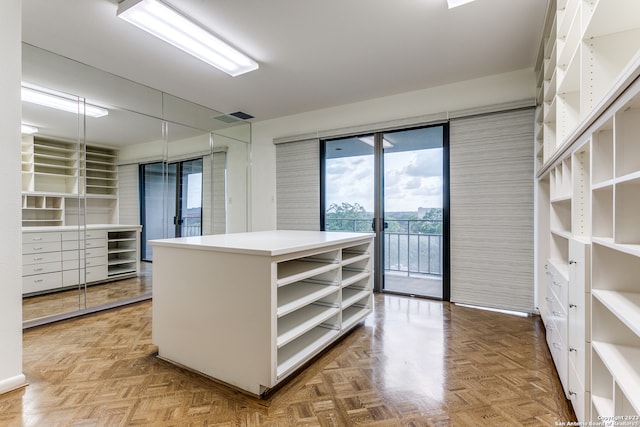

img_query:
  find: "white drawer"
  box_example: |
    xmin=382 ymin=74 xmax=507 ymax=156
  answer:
xmin=568 ymin=359 xmax=589 ymax=423
xmin=546 ymin=320 xmax=569 ymax=395
xmin=550 ymin=296 xmax=568 ymax=349
xmin=86 ymin=265 xmax=108 ymax=283
xmin=61 ymin=230 xmax=107 ymax=241
xmin=23 ymin=271 xmax=62 ymax=294
xmin=22 ymin=241 xmax=60 ymax=255
xmin=61 ymin=247 xmax=106 ymax=261
xmin=568 ymin=292 xmax=589 ymax=354
xmin=548 ymin=262 xmax=568 ymax=310
xmin=63 ymin=255 xmax=106 ymax=271
xmin=86 ymin=246 xmax=107 ymax=258
xmin=62 ymin=238 xmax=107 ymax=251
xmin=62 ymin=268 xmax=84 ymax=286
xmin=62 ymin=264 xmax=108 ymax=285
xmin=62 ymin=268 xmax=83 ymax=287
xmin=85 ymin=256 xmax=106 ymax=268
xmin=22 ymin=251 xmax=62 ymax=266
xmin=85 ymin=230 xmax=107 ymax=240
xmin=62 ymin=250 xmax=84 ymax=262
xmin=23 ymin=261 xmax=61 ymax=276
xmin=62 ymin=258 xmax=83 ymax=271
xmin=23 ymin=232 xmax=60 ymax=244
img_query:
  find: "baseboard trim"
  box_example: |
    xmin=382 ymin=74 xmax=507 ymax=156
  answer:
xmin=0 ymin=374 xmax=27 ymax=395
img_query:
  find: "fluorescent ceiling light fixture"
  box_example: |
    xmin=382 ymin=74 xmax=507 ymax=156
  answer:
xmin=21 ymin=83 xmax=109 ymax=118
xmin=359 ymin=136 xmax=394 ymax=149
xmin=21 ymin=124 xmax=38 ymax=134
xmin=447 ymin=0 xmax=476 ymax=8
xmin=117 ymin=0 xmax=259 ymax=77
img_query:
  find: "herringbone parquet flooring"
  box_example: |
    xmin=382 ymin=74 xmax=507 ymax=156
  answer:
xmin=2 ymin=294 xmax=575 ymax=426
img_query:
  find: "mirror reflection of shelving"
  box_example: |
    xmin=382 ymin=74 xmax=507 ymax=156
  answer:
xmin=107 ymin=230 xmax=138 ymax=278
xmin=21 ymin=195 xmax=64 ymax=227
xmin=20 ymin=137 xmax=120 ymax=227
xmin=86 ymin=146 xmax=118 ymax=196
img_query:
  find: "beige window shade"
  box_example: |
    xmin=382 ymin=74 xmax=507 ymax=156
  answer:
xmin=276 ymin=139 xmax=320 ymax=230
xmin=449 ymin=108 xmax=535 ymax=313
xmin=117 ymin=164 xmax=140 ymax=225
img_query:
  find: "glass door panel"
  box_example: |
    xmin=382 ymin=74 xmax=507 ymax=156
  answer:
xmin=323 ymin=135 xmax=375 ymax=233
xmin=382 ymin=127 xmax=444 ymax=298
xmin=141 ymin=162 xmax=169 ymax=261
xmin=176 ymin=159 xmax=203 ymax=237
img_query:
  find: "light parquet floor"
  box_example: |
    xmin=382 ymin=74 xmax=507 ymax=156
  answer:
xmin=2 ymin=294 xmax=575 ymax=426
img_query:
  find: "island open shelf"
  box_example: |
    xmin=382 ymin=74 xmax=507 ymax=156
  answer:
xmin=150 ymin=230 xmax=374 ymax=396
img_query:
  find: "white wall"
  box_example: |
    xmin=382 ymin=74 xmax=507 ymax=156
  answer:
xmin=250 ymin=68 xmax=536 ymax=231
xmin=0 ymin=0 xmax=26 ymax=395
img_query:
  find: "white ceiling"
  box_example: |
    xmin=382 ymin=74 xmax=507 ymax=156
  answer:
xmin=21 ymin=0 xmax=548 ymax=122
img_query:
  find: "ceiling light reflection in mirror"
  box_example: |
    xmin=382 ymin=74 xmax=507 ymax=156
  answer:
xmin=21 ymin=82 xmax=109 ymax=118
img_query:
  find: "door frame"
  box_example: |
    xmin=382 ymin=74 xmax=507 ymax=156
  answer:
xmin=320 ymin=123 xmax=451 ymax=301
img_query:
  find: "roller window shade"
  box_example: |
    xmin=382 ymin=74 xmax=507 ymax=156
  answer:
xmin=203 ymin=151 xmax=227 ymax=234
xmin=117 ymin=164 xmax=140 ymax=225
xmin=449 ymin=108 xmax=535 ymax=313
xmin=276 ymin=139 xmax=320 ymax=231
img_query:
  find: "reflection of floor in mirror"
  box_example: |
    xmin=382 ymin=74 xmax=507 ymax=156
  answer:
xmin=22 ymin=261 xmax=152 ymax=322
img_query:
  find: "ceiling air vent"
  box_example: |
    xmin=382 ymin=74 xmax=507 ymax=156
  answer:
xmin=213 ymin=111 xmax=254 ymax=123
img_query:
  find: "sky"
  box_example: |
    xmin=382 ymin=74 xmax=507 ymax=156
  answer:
xmin=325 ymin=148 xmax=443 ymax=213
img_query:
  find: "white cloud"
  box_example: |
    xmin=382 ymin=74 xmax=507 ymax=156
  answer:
xmin=325 ymin=148 xmax=443 ymax=213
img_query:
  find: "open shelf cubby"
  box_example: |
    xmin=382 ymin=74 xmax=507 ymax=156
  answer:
xmin=615 ymin=102 xmax=640 ymax=179
xmin=591 ymin=119 xmax=614 ymax=185
xmin=550 ymin=199 xmax=572 ymax=235
xmin=591 ymin=186 xmax=613 ymax=239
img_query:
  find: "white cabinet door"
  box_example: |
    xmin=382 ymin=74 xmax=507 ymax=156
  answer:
xmin=568 ymin=238 xmax=590 ymax=421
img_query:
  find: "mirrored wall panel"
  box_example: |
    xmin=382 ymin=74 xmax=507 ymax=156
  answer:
xmin=21 ymin=44 xmax=251 ymax=326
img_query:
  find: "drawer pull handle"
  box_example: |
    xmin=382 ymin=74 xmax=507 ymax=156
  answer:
xmin=34 ymin=268 xmax=43 ymax=272
xmin=34 ymin=247 xmax=43 ymax=251
xmin=569 ymin=260 xmax=577 ymax=265
xmin=569 ymin=390 xmax=576 ymax=397
xmin=34 ymin=279 xmax=43 ymax=283
xmin=546 ymin=297 xmax=553 ymax=302
xmin=552 ymin=342 xmax=562 ymax=350
xmin=33 ymin=257 xmax=43 ymax=261
xmin=569 ymin=304 xmax=577 ymax=308
xmin=552 ymin=311 xmax=563 ymax=317
xmin=32 ymin=237 xmax=43 ymax=241
xmin=553 ymin=281 xmax=560 ymax=286
xmin=569 ymin=347 xmax=577 ymax=352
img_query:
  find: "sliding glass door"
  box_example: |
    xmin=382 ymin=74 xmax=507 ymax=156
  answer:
xmin=170 ymin=158 xmax=203 ymax=238
xmin=140 ymin=158 xmax=203 ymax=261
xmin=322 ymin=125 xmax=449 ymax=300
xmin=381 ymin=127 xmax=446 ymax=299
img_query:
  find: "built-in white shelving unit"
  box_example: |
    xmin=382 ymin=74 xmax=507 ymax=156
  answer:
xmin=151 ymin=230 xmax=374 ymax=396
xmin=20 ymin=135 xmax=140 ymax=294
xmin=85 ymin=145 xmax=118 ymax=196
xmin=22 ymin=225 xmax=140 ymax=295
xmin=20 ymin=137 xmax=120 ymax=227
xmin=107 ymin=229 xmax=139 ymax=278
xmin=536 ymin=0 xmax=640 ymax=422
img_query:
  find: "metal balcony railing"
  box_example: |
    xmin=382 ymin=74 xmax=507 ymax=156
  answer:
xmin=325 ymin=218 xmax=443 ymax=276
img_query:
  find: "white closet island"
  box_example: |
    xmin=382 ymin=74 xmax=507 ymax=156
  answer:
xmin=150 ymin=230 xmax=374 ymax=396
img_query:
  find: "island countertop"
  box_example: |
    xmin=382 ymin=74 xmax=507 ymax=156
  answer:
xmin=149 ymin=229 xmax=374 ymax=257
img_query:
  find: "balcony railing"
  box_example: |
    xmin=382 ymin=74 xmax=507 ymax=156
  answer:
xmin=325 ymin=218 xmax=443 ymax=276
